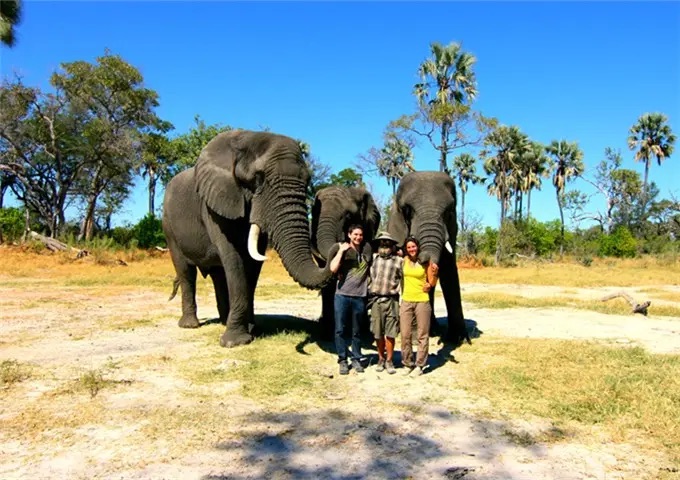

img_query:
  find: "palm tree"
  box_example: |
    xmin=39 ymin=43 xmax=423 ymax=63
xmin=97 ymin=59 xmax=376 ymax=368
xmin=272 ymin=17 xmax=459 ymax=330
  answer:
xmin=522 ymin=141 xmax=551 ymax=219
xmin=377 ymin=131 xmax=415 ymax=195
xmin=0 ymin=0 xmax=22 ymax=47
xmin=482 ymin=125 xmax=526 ymax=263
xmin=414 ymin=41 xmax=478 ymax=173
xmin=545 ymin=140 xmax=584 ymax=257
xmin=451 ymin=153 xmax=485 ymax=232
xmin=627 ymin=112 xmax=676 ymax=212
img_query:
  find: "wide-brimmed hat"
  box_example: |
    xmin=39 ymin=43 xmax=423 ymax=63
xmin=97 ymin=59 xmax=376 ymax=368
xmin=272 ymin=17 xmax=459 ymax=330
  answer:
xmin=372 ymin=231 xmax=398 ymax=245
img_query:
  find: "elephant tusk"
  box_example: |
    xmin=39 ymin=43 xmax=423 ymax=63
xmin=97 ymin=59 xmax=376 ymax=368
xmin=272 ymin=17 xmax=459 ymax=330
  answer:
xmin=248 ymin=224 xmax=268 ymax=262
xmin=445 ymin=240 xmax=453 ymax=254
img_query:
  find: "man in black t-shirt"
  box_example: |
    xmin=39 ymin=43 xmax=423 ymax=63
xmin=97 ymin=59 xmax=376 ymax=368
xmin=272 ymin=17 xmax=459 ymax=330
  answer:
xmin=328 ymin=224 xmax=373 ymax=375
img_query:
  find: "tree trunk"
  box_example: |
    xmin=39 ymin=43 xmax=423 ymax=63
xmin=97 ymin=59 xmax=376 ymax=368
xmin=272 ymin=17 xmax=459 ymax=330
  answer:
xmin=78 ymin=192 xmax=98 ymax=242
xmin=148 ymin=167 xmax=156 ymax=217
xmin=439 ymin=121 xmax=449 ymax=173
xmin=460 ymin=190 xmax=466 ymax=232
xmin=557 ymin=188 xmax=565 ymax=258
xmin=527 ymin=190 xmax=532 ymax=219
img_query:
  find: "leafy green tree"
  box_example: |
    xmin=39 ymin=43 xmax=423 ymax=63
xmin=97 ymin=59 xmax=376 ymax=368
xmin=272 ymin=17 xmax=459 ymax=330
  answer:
xmin=51 ymin=51 xmax=168 ymax=241
xmin=393 ymin=41 xmax=496 ymax=175
xmin=139 ymin=123 xmax=174 ymax=216
xmin=451 ymin=152 xmax=484 ymax=232
xmin=0 ymin=79 xmax=79 ymax=236
xmin=165 ymin=115 xmax=231 ymax=181
xmin=627 ymin=112 xmax=676 ymax=202
xmin=0 ymin=0 xmax=21 ymax=47
xmin=545 ymin=139 xmax=584 ymax=257
xmin=298 ymin=140 xmax=331 ymax=210
xmin=328 ymin=168 xmax=364 ymax=188
xmin=481 ymin=125 xmax=529 ymax=263
xmin=357 ymin=126 xmax=415 ymax=195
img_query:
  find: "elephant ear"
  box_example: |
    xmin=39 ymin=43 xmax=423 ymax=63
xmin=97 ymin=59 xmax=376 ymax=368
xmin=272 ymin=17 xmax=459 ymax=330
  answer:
xmin=351 ymin=188 xmax=381 ymax=241
xmin=194 ymin=131 xmax=265 ymax=220
xmin=387 ymin=199 xmax=409 ymax=247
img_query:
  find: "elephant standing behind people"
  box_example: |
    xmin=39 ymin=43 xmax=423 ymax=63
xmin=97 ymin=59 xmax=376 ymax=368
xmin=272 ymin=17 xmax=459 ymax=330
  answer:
xmin=310 ymin=185 xmax=381 ymax=339
xmin=162 ymin=130 xmax=333 ymax=348
xmin=387 ymin=171 xmax=470 ymax=345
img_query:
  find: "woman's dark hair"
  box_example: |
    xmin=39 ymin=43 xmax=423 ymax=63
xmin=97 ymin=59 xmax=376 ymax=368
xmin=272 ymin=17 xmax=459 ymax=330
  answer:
xmin=404 ymin=236 xmax=427 ymax=264
xmin=347 ymin=224 xmax=364 ymax=235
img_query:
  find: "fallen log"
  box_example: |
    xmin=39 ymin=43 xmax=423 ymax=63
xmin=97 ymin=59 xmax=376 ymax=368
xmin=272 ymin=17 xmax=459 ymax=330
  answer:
xmin=600 ymin=290 xmax=651 ymax=316
xmin=28 ymin=231 xmax=89 ymax=258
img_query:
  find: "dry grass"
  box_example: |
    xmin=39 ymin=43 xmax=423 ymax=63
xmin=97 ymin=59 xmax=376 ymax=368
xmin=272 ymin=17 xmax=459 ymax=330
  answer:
xmin=453 ymin=338 xmax=680 ymax=464
xmin=464 ymin=292 xmax=680 ymax=317
xmin=459 ymin=256 xmax=680 ymax=287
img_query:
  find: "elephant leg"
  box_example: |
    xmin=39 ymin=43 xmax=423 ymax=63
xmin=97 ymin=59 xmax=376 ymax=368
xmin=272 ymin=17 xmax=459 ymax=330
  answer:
xmin=319 ymin=283 xmax=336 ymax=341
xmin=245 ymin=255 xmax=264 ymax=333
xmin=209 ymin=267 xmax=230 ymax=325
xmin=169 ymin=243 xmax=200 ymax=328
xmin=438 ymin=248 xmax=470 ymax=345
xmin=428 ymin=287 xmax=442 ymax=337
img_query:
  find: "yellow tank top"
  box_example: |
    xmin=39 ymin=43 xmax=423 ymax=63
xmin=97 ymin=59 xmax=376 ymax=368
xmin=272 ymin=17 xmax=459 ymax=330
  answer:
xmin=402 ymin=260 xmax=428 ymax=303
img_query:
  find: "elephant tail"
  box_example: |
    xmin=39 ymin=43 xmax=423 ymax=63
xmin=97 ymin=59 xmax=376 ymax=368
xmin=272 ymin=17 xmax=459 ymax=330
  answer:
xmin=168 ymin=277 xmax=180 ymax=301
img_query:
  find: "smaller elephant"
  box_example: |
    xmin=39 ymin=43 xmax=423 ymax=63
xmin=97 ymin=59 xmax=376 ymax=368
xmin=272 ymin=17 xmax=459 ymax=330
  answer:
xmin=387 ymin=171 xmax=470 ymax=345
xmin=310 ymin=185 xmax=381 ymax=339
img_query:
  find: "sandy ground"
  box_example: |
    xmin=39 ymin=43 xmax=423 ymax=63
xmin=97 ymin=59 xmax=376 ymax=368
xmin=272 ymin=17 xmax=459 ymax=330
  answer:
xmin=1 ymin=281 xmax=679 ymax=480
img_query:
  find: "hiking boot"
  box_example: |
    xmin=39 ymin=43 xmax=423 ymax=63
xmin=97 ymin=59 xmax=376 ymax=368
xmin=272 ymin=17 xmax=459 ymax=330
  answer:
xmin=385 ymin=361 xmax=396 ymax=375
xmin=338 ymin=360 xmax=349 ymax=375
xmin=410 ymin=366 xmax=424 ymax=377
xmin=351 ymin=359 xmax=364 ymax=373
xmin=375 ymin=360 xmax=385 ymax=372
xmin=402 ymin=364 xmax=414 ymax=375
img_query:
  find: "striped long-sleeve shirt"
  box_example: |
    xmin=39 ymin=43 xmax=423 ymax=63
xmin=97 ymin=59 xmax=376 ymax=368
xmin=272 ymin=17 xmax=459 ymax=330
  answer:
xmin=369 ymin=254 xmax=403 ymax=297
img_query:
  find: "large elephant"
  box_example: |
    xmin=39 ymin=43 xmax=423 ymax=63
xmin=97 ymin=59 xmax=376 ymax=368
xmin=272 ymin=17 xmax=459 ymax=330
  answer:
xmin=387 ymin=171 xmax=470 ymax=345
xmin=162 ymin=130 xmax=333 ymax=348
xmin=310 ymin=185 xmax=381 ymax=339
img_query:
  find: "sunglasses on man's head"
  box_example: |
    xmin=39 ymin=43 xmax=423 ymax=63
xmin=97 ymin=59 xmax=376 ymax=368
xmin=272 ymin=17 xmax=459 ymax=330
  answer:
xmin=379 ymin=240 xmax=393 ymax=246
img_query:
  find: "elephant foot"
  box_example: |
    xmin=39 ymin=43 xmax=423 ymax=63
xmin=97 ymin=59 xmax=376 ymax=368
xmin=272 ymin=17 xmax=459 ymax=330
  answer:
xmin=220 ymin=328 xmax=254 ymax=348
xmin=178 ymin=314 xmax=200 ymax=328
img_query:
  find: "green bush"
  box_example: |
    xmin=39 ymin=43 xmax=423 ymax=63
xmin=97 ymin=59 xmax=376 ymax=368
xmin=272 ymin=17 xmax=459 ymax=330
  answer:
xmin=0 ymin=207 xmax=25 ymax=243
xmin=111 ymin=225 xmax=136 ymax=247
xmin=134 ymin=214 xmax=166 ymax=249
xmin=599 ymin=226 xmax=638 ymax=258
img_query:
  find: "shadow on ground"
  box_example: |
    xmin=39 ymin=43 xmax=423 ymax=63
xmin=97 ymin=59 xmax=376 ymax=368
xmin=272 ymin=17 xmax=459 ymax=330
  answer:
xmin=200 ymin=408 xmax=553 ymax=480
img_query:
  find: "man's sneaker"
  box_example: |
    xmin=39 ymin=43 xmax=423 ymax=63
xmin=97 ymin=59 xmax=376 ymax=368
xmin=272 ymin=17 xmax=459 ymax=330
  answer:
xmin=351 ymin=359 xmax=364 ymax=373
xmin=385 ymin=361 xmax=396 ymax=375
xmin=410 ymin=366 xmax=424 ymax=377
xmin=338 ymin=360 xmax=349 ymax=375
xmin=375 ymin=360 xmax=385 ymax=372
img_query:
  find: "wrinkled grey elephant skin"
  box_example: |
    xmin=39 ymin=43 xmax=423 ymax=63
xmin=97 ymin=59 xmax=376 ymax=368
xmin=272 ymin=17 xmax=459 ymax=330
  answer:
xmin=310 ymin=185 xmax=381 ymax=339
xmin=162 ymin=130 xmax=333 ymax=348
xmin=387 ymin=171 xmax=470 ymax=345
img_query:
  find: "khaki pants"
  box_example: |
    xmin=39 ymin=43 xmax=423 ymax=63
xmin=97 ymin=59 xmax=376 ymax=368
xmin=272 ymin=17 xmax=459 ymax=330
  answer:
xmin=399 ymin=301 xmax=432 ymax=368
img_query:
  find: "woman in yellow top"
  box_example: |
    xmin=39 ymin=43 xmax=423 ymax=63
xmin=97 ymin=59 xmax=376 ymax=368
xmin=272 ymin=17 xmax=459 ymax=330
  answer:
xmin=399 ymin=236 xmax=438 ymax=376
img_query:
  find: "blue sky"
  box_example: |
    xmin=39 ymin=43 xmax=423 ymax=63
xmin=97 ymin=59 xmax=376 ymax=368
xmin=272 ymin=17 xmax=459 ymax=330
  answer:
xmin=2 ymin=1 xmax=679 ymax=230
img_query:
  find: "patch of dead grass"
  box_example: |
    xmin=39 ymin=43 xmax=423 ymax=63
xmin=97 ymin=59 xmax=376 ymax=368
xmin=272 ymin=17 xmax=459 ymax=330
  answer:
xmin=464 ymin=292 xmax=680 ymax=317
xmin=457 ymin=338 xmax=680 ymax=463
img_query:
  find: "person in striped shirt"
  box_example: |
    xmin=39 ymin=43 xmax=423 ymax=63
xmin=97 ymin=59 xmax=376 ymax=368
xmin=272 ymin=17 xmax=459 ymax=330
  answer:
xmin=368 ymin=231 xmax=403 ymax=374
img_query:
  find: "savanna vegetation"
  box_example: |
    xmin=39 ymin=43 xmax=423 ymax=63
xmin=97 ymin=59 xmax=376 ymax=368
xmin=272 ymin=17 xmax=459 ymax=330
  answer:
xmin=0 ymin=41 xmax=676 ymax=268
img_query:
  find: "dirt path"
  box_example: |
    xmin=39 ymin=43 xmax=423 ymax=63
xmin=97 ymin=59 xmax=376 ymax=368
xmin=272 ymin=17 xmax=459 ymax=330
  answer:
xmin=0 ymin=284 xmax=678 ymax=480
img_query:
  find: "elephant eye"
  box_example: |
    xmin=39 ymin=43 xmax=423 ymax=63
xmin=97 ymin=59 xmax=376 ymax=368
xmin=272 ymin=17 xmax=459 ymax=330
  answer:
xmin=254 ymin=171 xmax=266 ymax=193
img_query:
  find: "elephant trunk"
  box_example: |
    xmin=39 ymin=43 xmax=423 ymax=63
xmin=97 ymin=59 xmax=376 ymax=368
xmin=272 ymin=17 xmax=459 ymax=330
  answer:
xmin=268 ymin=178 xmax=333 ymax=289
xmin=314 ymin=215 xmax=344 ymax=262
xmin=413 ymin=209 xmax=448 ymax=264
